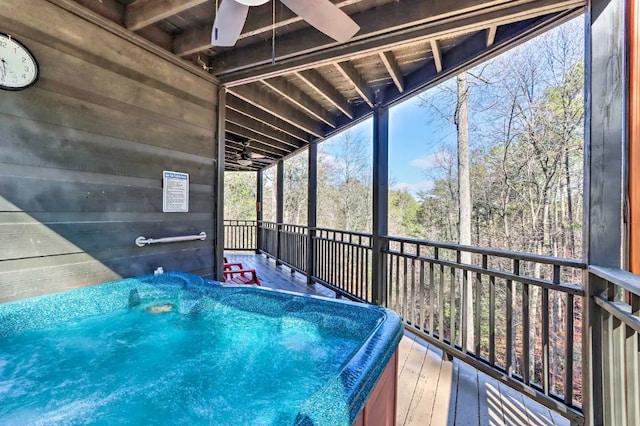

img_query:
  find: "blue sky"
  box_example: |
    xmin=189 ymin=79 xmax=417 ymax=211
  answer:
xmin=320 ymin=91 xmax=456 ymax=198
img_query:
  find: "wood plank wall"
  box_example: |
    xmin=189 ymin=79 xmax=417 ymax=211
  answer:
xmin=0 ymin=0 xmax=219 ymax=302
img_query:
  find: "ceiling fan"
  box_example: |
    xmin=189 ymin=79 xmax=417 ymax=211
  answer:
xmin=236 ymin=141 xmax=273 ymax=167
xmin=212 ymin=0 xmax=360 ymax=47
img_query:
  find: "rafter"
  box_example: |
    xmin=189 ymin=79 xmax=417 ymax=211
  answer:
xmin=215 ymin=0 xmax=584 ymax=83
xmin=335 ymin=61 xmax=374 ymax=108
xmin=430 ymin=39 xmax=443 ymax=73
xmin=329 ymin=9 xmax=581 ymax=140
xmin=125 ymin=0 xmax=207 ymax=31
xmin=226 ymin=108 xmax=303 ymax=149
xmin=260 ymin=77 xmax=337 ymax=128
xmin=73 ymin=0 xmax=124 ymax=24
xmin=172 ymin=0 xmax=366 ymax=57
xmin=226 ymin=95 xmax=312 ymax=143
xmin=379 ymin=51 xmax=404 ymax=93
xmin=225 ymin=161 xmax=261 ymax=171
xmin=226 ymin=122 xmax=296 ymax=153
xmin=487 ymin=25 xmax=498 ymax=46
xmin=228 ymin=84 xmax=325 ymax=137
xmin=294 ymin=70 xmax=353 ymax=118
xmin=226 ymin=141 xmax=281 ymax=159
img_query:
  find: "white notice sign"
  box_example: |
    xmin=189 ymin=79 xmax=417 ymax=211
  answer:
xmin=162 ymin=171 xmax=189 ymax=212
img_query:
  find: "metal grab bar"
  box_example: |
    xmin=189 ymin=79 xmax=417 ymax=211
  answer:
xmin=135 ymin=232 xmax=207 ymax=247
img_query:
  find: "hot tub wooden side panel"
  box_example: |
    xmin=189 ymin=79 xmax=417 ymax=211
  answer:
xmin=354 ymin=349 xmax=398 ymax=426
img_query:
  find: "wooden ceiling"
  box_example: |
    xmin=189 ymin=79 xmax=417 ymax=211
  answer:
xmin=58 ymin=0 xmax=585 ymax=171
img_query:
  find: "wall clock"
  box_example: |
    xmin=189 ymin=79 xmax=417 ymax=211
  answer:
xmin=0 ymin=33 xmax=39 ymax=91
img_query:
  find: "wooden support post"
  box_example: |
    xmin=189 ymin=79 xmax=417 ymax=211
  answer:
xmin=629 ymin=0 xmax=640 ymax=275
xmin=256 ymin=170 xmax=263 ymax=253
xmin=214 ymin=87 xmax=226 ymax=281
xmin=584 ymin=0 xmax=627 ymax=423
xmin=276 ymin=159 xmax=284 ymax=266
xmin=307 ymin=142 xmax=318 ymax=284
xmin=372 ymin=106 xmax=389 ymax=306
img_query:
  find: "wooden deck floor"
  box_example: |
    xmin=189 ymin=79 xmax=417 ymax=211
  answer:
xmin=224 ymin=253 xmax=570 ymax=426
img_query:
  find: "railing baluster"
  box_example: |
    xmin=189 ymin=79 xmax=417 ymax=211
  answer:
xmin=429 ymin=254 xmax=435 ymax=337
xmin=395 ymin=249 xmax=401 ymax=315
xmin=522 ymin=265 xmax=530 ymax=385
xmin=460 ymin=250 xmax=468 ymax=353
xmin=506 ymin=259 xmax=518 ymax=376
xmin=564 ymin=292 xmax=574 ymax=406
xmin=437 ymin=248 xmax=444 ymax=342
xmin=451 ymin=251 xmax=458 ymax=348
xmin=475 ymin=255 xmax=485 ymax=357
xmin=410 ymin=246 xmax=417 ymax=328
xmin=402 ymin=242 xmax=408 ymax=321
xmin=419 ymin=246 xmax=426 ymax=333
xmin=365 ymin=242 xmax=370 ymax=302
xmin=489 ymin=269 xmax=496 ymax=367
xmin=542 ymin=266 xmax=555 ymax=395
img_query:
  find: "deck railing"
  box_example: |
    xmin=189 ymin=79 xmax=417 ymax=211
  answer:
xmin=313 ymin=227 xmax=372 ymax=301
xmin=587 ymin=266 xmax=640 ymax=426
xmin=223 ymin=220 xmax=640 ymax=424
xmin=383 ymin=235 xmax=585 ymax=422
xmin=223 ymin=220 xmax=257 ymax=251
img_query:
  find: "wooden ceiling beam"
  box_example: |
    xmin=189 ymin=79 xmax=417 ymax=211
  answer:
xmin=226 ymin=109 xmax=303 ymax=149
xmin=225 ymin=161 xmax=261 ymax=171
xmin=335 ymin=61 xmax=374 ymax=108
xmin=172 ymin=0 xmax=366 ymax=56
xmin=226 ymin=122 xmax=296 ymax=153
xmin=260 ymin=77 xmax=337 ymax=128
xmin=430 ymin=40 xmax=443 ymax=73
xmin=379 ymin=51 xmax=404 ymax=93
xmin=226 ymin=141 xmax=281 ymax=160
xmin=228 ymin=84 xmax=325 ymax=137
xmin=73 ymin=0 xmax=124 ymax=24
xmin=216 ymin=0 xmax=584 ymax=83
xmin=295 ymin=70 xmax=353 ymax=119
xmin=487 ymin=25 xmax=498 ymax=46
xmin=227 ymin=95 xmax=312 ymax=143
xmin=126 ymin=0 xmax=208 ymax=31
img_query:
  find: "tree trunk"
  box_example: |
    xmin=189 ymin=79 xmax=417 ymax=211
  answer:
xmin=456 ymin=73 xmax=473 ymax=350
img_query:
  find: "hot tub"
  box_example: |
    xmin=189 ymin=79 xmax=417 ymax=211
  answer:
xmin=0 ymin=272 xmax=402 ymax=425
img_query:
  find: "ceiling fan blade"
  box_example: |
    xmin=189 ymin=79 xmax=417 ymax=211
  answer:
xmin=212 ymin=0 xmax=250 ymax=47
xmin=280 ymin=0 xmax=360 ymax=43
xmin=250 ymin=152 xmax=267 ymax=159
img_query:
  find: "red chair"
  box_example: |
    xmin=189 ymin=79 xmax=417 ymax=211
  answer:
xmin=223 ymin=268 xmax=261 ymax=286
xmin=222 ymin=257 xmax=261 ymax=285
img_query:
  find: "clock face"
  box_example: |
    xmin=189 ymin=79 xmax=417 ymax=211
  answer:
xmin=0 ymin=33 xmax=39 ymax=91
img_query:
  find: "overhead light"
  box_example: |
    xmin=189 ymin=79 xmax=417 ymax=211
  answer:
xmin=238 ymin=158 xmax=252 ymax=167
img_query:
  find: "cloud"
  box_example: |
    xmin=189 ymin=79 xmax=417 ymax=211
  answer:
xmin=392 ymin=180 xmax=434 ymax=196
xmin=409 ymin=151 xmax=452 ymax=170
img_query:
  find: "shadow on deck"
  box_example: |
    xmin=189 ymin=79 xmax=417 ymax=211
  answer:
xmin=224 ymin=253 xmax=569 ymax=426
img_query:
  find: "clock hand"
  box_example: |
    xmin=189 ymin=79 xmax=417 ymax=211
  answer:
xmin=0 ymin=59 xmax=5 ymax=80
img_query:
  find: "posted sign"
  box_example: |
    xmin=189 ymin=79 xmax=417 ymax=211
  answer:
xmin=162 ymin=171 xmax=189 ymax=213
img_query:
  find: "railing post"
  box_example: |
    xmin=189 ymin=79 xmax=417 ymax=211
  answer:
xmin=276 ymin=159 xmax=284 ymax=266
xmin=214 ymin=87 xmax=226 ymax=281
xmin=372 ymin=105 xmax=389 ymax=306
xmin=584 ymin=0 xmax=628 ymax=423
xmin=307 ymin=142 xmax=318 ymax=284
xmin=256 ymin=170 xmax=263 ymax=253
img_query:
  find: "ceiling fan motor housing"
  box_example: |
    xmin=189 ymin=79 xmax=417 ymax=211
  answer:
xmin=234 ymin=0 xmax=269 ymax=5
